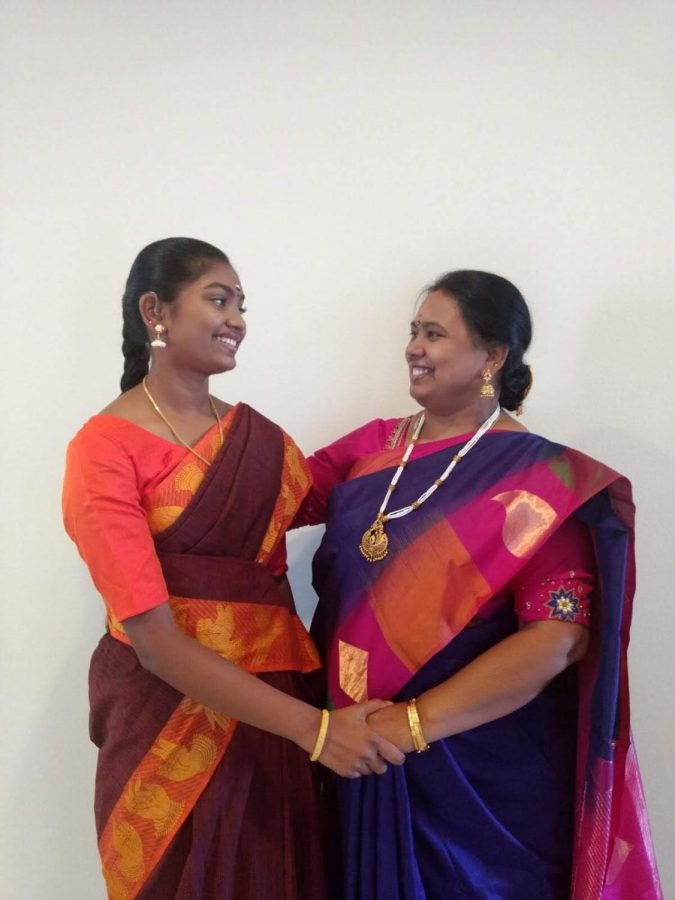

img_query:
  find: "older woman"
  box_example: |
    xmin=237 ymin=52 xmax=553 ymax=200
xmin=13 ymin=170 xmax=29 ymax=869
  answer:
xmin=62 ymin=238 xmax=403 ymax=899
xmin=299 ymin=271 xmax=662 ymax=899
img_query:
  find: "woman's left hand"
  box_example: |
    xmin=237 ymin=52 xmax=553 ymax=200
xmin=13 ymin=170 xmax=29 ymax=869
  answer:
xmin=366 ymin=702 xmax=415 ymax=754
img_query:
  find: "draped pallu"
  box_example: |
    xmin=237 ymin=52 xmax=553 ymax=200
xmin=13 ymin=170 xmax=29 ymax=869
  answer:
xmin=90 ymin=406 xmax=321 ymax=899
xmin=311 ymin=430 xmax=662 ymax=900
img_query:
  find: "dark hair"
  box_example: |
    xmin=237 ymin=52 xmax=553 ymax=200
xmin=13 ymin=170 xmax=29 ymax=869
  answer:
xmin=426 ymin=270 xmax=533 ymax=411
xmin=120 ymin=237 xmax=230 ymax=392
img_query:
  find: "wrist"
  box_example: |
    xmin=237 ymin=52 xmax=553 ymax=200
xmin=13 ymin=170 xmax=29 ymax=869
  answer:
xmin=309 ymin=709 xmax=330 ymax=762
xmin=406 ymin=698 xmax=430 ymax=753
xmin=415 ymin=692 xmax=452 ymax=743
xmin=284 ymin=703 xmax=322 ymax=753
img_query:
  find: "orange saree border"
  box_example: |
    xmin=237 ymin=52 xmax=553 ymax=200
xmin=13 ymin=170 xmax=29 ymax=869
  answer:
xmin=99 ymin=414 xmax=317 ymax=898
xmin=100 ymin=698 xmax=236 ymax=900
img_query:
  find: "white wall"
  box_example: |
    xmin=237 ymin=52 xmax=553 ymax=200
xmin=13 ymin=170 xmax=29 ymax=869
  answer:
xmin=2 ymin=2 xmax=673 ymax=896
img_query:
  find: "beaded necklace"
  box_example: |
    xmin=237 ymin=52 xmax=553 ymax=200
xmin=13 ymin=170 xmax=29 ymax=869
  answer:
xmin=359 ymin=406 xmax=501 ymax=562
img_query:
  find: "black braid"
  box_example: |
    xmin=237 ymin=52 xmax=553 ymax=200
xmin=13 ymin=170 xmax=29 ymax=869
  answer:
xmin=120 ymin=315 xmax=150 ymax=392
xmin=119 ymin=237 xmax=230 ymax=393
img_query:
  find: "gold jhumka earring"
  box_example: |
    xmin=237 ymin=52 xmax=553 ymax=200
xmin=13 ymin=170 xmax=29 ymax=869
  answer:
xmin=479 ymin=369 xmax=495 ymax=399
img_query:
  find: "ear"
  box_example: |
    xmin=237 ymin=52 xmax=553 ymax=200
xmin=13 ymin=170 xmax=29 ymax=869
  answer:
xmin=486 ymin=343 xmax=509 ymax=374
xmin=138 ymin=291 xmax=162 ymax=330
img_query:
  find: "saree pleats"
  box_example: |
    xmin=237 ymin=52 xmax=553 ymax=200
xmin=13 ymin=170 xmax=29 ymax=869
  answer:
xmin=136 ymin=671 xmax=326 ymax=900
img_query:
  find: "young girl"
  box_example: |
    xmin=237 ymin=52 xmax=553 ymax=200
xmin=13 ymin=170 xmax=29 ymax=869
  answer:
xmin=63 ymin=237 xmax=403 ymax=899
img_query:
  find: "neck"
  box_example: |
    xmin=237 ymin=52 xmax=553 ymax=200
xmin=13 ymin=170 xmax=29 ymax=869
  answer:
xmin=144 ymin=365 xmax=212 ymax=416
xmin=419 ymin=400 xmax=501 ymax=442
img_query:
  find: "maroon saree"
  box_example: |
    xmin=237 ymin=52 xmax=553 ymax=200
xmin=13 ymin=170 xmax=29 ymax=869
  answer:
xmin=87 ymin=405 xmax=326 ymax=899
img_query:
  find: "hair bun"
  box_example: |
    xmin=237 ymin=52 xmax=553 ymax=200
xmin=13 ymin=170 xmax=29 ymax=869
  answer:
xmin=500 ymin=361 xmax=532 ymax=412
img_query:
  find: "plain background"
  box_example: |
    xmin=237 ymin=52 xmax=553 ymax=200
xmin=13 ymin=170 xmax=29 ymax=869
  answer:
xmin=2 ymin=2 xmax=673 ymax=897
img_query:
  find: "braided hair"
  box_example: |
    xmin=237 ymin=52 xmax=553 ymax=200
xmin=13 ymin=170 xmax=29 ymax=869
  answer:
xmin=426 ymin=270 xmax=533 ymax=412
xmin=120 ymin=238 xmax=230 ymax=392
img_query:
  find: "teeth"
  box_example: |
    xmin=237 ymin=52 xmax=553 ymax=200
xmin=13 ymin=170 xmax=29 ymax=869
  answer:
xmin=216 ymin=336 xmax=237 ymax=347
xmin=411 ymin=367 xmax=431 ymax=378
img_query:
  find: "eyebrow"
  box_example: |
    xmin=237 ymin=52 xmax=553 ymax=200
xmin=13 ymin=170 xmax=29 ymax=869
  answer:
xmin=204 ymin=281 xmax=246 ymax=301
xmin=411 ymin=319 xmax=445 ymax=330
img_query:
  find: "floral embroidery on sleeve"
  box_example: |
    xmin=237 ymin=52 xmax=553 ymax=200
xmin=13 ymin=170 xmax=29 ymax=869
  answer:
xmin=515 ymin=574 xmax=591 ymax=627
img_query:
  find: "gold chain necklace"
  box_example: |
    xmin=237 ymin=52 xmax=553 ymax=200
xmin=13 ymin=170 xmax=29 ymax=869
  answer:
xmin=359 ymin=406 xmax=501 ymax=562
xmin=142 ymin=376 xmax=224 ymax=466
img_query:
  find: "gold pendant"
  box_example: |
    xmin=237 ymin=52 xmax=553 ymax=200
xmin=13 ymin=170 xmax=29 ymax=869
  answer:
xmin=359 ymin=516 xmax=389 ymax=562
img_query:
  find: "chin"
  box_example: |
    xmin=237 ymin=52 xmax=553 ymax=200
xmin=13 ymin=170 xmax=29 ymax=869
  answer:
xmin=409 ymin=382 xmax=429 ymax=403
xmin=212 ymin=356 xmax=237 ymax=375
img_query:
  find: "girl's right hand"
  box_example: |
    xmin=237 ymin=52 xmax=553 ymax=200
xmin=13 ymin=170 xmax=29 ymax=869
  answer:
xmin=316 ymin=699 xmax=406 ymax=778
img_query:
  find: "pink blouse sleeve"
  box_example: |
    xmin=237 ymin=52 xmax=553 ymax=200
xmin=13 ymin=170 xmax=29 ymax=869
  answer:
xmin=62 ymin=427 xmax=170 ymax=622
xmin=295 ymin=418 xmax=400 ymax=526
xmin=512 ymin=515 xmax=595 ymax=628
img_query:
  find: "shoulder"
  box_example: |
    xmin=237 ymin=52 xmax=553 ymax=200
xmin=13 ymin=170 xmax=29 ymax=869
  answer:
xmin=68 ymin=415 xmax=131 ymax=450
xmin=99 ymin=384 xmax=145 ymax=418
xmin=528 ymin=430 xmax=622 ymax=475
xmin=306 ymin=417 xmax=404 ymax=479
xmin=69 ymin=412 xmax=143 ymax=447
xmin=235 ymin=403 xmax=289 ymax=446
xmin=65 ymin=416 xmax=141 ymax=480
xmin=329 ymin=416 xmax=405 ymax=453
xmin=494 ymin=429 xmax=628 ymax=497
xmin=63 ymin=418 xmax=144 ymax=530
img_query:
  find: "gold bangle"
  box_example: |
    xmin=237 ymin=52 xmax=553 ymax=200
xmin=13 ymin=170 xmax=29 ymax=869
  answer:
xmin=309 ymin=709 xmax=330 ymax=762
xmin=406 ymin=698 xmax=430 ymax=753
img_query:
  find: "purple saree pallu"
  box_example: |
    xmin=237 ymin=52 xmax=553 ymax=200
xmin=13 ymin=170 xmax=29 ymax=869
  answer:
xmin=310 ymin=431 xmax=662 ymax=900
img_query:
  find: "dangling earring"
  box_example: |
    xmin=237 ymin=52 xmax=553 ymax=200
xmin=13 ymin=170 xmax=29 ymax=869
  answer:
xmin=150 ymin=324 xmax=167 ymax=348
xmin=480 ymin=369 xmax=495 ymax=399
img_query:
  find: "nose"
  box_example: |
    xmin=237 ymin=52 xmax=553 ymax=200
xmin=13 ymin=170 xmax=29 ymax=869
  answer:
xmin=225 ymin=307 xmax=246 ymax=331
xmin=406 ymin=334 xmax=423 ymax=359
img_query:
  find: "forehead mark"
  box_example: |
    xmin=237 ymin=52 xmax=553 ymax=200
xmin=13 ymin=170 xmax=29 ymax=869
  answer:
xmin=204 ymin=281 xmax=246 ymax=301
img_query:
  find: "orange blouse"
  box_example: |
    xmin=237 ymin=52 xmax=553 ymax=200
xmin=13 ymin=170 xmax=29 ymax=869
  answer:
xmin=62 ymin=411 xmax=287 ymax=623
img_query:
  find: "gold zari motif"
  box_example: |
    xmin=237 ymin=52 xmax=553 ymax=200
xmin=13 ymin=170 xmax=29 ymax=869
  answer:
xmin=493 ymin=490 xmax=557 ymax=557
xmin=153 ymin=734 xmax=218 ymax=782
xmin=112 ymin=821 xmax=144 ymax=883
xmin=124 ymin=779 xmax=185 ymax=838
xmin=339 ymin=639 xmax=369 ymax=702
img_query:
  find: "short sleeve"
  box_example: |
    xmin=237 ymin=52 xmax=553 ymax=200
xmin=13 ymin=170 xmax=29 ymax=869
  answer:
xmin=62 ymin=426 xmax=169 ymax=621
xmin=512 ymin=515 xmax=595 ymax=628
xmin=295 ymin=418 xmax=400 ymax=527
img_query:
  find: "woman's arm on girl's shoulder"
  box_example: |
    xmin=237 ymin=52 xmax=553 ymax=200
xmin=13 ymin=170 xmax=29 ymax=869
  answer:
xmin=294 ymin=417 xmax=401 ymax=527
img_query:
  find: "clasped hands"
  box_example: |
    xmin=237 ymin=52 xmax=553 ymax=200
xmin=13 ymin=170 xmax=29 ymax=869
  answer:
xmin=316 ymin=699 xmax=416 ymax=779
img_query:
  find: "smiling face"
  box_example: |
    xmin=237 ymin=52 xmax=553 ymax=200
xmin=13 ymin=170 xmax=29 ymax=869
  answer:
xmin=406 ymin=290 xmax=498 ymax=415
xmin=153 ymin=261 xmax=247 ymax=375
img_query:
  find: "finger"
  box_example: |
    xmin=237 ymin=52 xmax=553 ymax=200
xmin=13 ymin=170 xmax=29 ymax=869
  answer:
xmin=360 ymin=698 xmax=393 ymax=718
xmin=373 ymin=735 xmax=406 ymax=765
xmin=369 ymin=758 xmax=388 ymax=776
